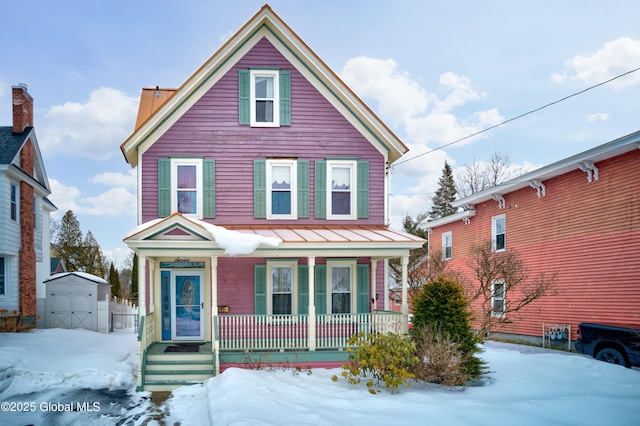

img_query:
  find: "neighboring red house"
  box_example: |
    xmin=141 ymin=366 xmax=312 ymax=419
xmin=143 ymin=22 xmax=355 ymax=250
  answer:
xmin=425 ymin=131 xmax=640 ymax=346
xmin=120 ymin=5 xmax=424 ymax=391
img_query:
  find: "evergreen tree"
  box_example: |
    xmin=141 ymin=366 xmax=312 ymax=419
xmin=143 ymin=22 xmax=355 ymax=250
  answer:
xmin=428 ymin=161 xmax=457 ymax=220
xmin=388 ymin=213 xmax=430 ymax=301
xmin=108 ymin=262 xmax=121 ymax=298
xmin=411 ymin=276 xmax=485 ymax=380
xmin=82 ymin=231 xmax=107 ymax=278
xmin=55 ymin=210 xmax=84 ymax=272
xmin=131 ymin=253 xmax=139 ymax=299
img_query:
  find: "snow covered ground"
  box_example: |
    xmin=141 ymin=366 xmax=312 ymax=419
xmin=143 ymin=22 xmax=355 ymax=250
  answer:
xmin=1 ymin=328 xmax=639 ymax=425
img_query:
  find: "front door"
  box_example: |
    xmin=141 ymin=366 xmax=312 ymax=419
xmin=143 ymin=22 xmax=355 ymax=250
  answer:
xmin=172 ymin=271 xmax=204 ymax=340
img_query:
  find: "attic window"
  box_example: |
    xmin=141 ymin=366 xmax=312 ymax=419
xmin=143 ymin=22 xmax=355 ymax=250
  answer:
xmin=238 ymin=69 xmax=290 ymax=127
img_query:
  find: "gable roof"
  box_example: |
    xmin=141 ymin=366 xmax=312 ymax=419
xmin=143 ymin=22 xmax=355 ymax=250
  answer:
xmin=424 ymin=130 xmax=640 ymax=229
xmin=120 ymin=4 xmax=408 ymax=167
xmin=0 ymin=126 xmax=51 ymax=193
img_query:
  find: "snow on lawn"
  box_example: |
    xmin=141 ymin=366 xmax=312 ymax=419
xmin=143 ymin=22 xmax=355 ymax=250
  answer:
xmin=1 ymin=329 xmax=640 ymax=425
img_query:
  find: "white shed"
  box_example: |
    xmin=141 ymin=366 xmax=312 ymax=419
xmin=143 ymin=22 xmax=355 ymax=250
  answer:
xmin=44 ymin=272 xmax=111 ymax=332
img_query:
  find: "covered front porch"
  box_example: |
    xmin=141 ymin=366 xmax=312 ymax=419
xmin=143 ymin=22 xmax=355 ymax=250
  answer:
xmin=126 ymin=215 xmax=424 ymax=391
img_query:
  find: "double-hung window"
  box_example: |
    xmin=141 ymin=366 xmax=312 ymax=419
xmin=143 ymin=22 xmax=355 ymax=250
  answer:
xmin=328 ymin=261 xmax=355 ymax=314
xmin=239 ymin=69 xmax=291 ymax=127
xmin=267 ymin=160 xmax=297 ymax=219
xmin=328 ymin=160 xmax=357 ymax=220
xmin=492 ymin=281 xmax=505 ymax=317
xmin=172 ymin=159 xmax=202 ymax=217
xmin=10 ymin=183 xmax=17 ymax=221
xmin=314 ymin=160 xmax=368 ymax=220
xmin=442 ymin=232 xmax=452 ymax=260
xmin=158 ymin=158 xmax=215 ymax=219
xmin=267 ymin=261 xmax=297 ymax=315
xmin=492 ymin=214 xmax=506 ymax=252
xmin=0 ymin=257 xmax=5 ymax=296
xmin=251 ymin=70 xmax=279 ymax=127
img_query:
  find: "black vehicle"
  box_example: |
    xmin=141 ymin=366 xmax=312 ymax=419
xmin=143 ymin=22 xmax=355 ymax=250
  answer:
xmin=575 ymin=322 xmax=640 ymax=368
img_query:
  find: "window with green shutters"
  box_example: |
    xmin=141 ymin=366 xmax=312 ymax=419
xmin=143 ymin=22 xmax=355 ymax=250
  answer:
xmin=157 ymin=158 xmax=215 ymax=219
xmin=314 ymin=159 xmax=369 ymax=220
xmin=254 ymin=159 xmax=309 ymax=219
xmin=239 ymin=69 xmax=291 ymax=127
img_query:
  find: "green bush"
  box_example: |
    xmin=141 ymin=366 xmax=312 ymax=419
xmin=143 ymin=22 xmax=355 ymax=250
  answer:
xmin=411 ymin=276 xmax=485 ymax=381
xmin=341 ymin=331 xmax=418 ymax=394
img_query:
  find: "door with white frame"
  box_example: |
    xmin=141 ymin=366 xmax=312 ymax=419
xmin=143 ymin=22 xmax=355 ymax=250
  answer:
xmin=171 ymin=271 xmax=204 ymax=340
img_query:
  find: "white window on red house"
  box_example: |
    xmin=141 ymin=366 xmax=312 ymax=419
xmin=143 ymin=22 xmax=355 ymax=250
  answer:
xmin=492 ymin=281 xmax=505 ymax=316
xmin=442 ymin=232 xmax=452 ymax=260
xmin=492 ymin=214 xmax=506 ymax=252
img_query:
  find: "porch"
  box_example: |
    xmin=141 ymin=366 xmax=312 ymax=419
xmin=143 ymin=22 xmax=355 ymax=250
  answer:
xmin=138 ymin=311 xmax=402 ymax=391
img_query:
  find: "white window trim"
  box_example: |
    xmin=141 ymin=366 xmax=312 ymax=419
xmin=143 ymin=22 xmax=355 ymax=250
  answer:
xmin=267 ymin=260 xmax=298 ymax=315
xmin=170 ymin=158 xmax=203 ymax=219
xmin=250 ymin=69 xmax=280 ymax=128
xmin=492 ymin=214 xmax=506 ymax=252
xmin=0 ymin=256 xmax=7 ymax=297
xmin=10 ymin=182 xmax=18 ymax=222
xmin=266 ymin=159 xmax=297 ymax=220
xmin=326 ymin=260 xmax=357 ymax=314
xmin=326 ymin=160 xmax=357 ymax=220
xmin=491 ymin=281 xmax=506 ymax=318
xmin=442 ymin=231 xmax=452 ymax=260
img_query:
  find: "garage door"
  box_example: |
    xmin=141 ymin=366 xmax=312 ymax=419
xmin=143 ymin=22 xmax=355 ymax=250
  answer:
xmin=48 ymin=292 xmax=94 ymax=330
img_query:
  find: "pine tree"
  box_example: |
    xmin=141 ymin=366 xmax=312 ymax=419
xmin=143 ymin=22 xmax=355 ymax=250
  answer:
xmin=131 ymin=253 xmax=139 ymax=299
xmin=55 ymin=210 xmax=84 ymax=272
xmin=428 ymin=161 xmax=457 ymax=220
xmin=109 ymin=262 xmax=121 ymax=298
xmin=82 ymin=231 xmax=107 ymax=278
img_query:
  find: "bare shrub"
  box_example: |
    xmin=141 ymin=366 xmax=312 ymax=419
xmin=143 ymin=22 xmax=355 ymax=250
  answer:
xmin=411 ymin=325 xmax=472 ymax=386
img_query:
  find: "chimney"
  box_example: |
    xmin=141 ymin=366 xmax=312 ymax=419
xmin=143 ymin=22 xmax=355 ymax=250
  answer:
xmin=12 ymin=83 xmax=34 ymax=134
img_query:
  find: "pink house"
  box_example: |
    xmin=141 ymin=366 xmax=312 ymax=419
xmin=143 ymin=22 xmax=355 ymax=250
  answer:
xmin=121 ymin=5 xmax=424 ymax=391
xmin=425 ymin=132 xmax=640 ymax=347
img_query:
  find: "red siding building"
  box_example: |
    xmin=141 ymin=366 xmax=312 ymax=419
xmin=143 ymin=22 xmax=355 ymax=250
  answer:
xmin=425 ymin=132 xmax=640 ymax=346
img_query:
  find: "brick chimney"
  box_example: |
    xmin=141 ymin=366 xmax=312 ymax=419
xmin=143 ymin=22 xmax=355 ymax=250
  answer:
xmin=12 ymin=83 xmax=34 ymax=134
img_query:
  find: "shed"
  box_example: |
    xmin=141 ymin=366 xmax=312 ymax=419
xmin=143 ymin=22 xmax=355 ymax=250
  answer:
xmin=44 ymin=272 xmax=111 ymax=332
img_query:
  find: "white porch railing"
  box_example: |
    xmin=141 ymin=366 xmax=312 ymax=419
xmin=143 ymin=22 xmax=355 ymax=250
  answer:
xmin=217 ymin=311 xmax=403 ymax=351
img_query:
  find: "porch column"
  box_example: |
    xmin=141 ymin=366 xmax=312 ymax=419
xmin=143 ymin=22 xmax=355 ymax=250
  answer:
xmin=370 ymin=259 xmax=378 ymax=311
xmin=307 ymin=256 xmax=316 ymax=351
xmin=210 ymin=256 xmax=220 ymax=375
xmin=147 ymin=259 xmax=156 ymax=314
xmin=401 ymin=255 xmax=409 ymax=333
xmin=136 ymin=254 xmax=146 ymax=391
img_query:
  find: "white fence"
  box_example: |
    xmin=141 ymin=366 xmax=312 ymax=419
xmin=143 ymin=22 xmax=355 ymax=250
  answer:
xmin=97 ymin=295 xmax=138 ymax=333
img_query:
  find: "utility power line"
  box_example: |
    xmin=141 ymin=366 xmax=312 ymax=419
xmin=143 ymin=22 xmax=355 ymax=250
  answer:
xmin=393 ymin=67 xmax=640 ymax=168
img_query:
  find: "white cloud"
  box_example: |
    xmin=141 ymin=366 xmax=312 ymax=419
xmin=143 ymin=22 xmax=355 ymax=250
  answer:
xmin=587 ymin=112 xmax=609 ymax=122
xmin=551 ymin=37 xmax=640 ymax=89
xmin=90 ymin=169 xmax=137 ymax=189
xmin=40 ymin=87 xmax=138 ymax=160
xmin=49 ymin=178 xmax=136 ymax=218
xmin=339 ymin=57 xmax=503 ymax=152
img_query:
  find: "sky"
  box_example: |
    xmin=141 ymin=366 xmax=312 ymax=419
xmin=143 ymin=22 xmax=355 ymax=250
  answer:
xmin=2 ymin=1 xmax=640 ymax=267
xmin=1 ymin=328 xmax=639 ymax=425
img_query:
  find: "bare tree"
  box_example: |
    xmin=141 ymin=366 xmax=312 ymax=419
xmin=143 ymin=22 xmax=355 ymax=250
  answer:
xmin=389 ymin=213 xmax=430 ymax=302
xmin=455 ymin=152 xmax=525 ymax=197
xmin=464 ymin=241 xmax=557 ymax=340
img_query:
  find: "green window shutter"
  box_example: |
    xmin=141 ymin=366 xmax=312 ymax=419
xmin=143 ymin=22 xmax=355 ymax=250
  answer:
xmin=279 ymin=71 xmax=291 ymax=126
xmin=203 ymin=159 xmax=215 ymax=218
xmin=158 ymin=158 xmax=171 ymax=217
xmin=254 ymin=264 xmax=267 ymax=315
xmin=315 ymin=264 xmax=327 ymax=315
xmin=297 ymin=160 xmax=309 ymax=218
xmin=238 ymin=69 xmax=250 ymax=125
xmin=297 ymin=265 xmax=309 ymax=315
xmin=314 ymin=160 xmax=326 ymax=219
xmin=356 ymin=264 xmax=369 ymax=313
xmin=254 ymin=159 xmax=266 ymax=218
xmin=357 ymin=160 xmax=369 ymax=219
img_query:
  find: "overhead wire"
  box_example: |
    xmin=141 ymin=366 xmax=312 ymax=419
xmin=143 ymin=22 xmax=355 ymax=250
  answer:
xmin=392 ymin=66 xmax=640 ymax=168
